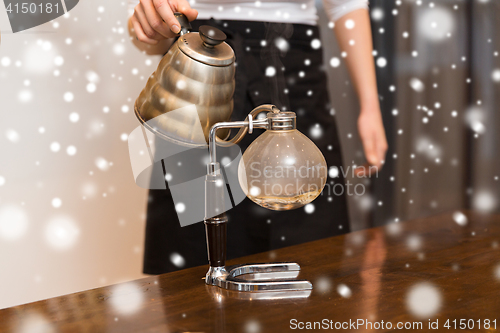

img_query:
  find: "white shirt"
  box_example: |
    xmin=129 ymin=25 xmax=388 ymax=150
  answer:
xmin=129 ymin=0 xmax=368 ymax=26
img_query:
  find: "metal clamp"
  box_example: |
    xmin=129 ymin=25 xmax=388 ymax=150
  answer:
xmin=205 ymin=262 xmax=312 ymax=292
xmin=209 ymin=106 xmax=298 ymax=173
xmin=248 ymin=114 xmax=253 ymax=134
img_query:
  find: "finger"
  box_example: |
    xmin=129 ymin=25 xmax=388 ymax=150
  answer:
xmin=354 ymin=163 xmax=370 ymax=177
xmin=135 ymin=3 xmax=159 ymax=40
xmin=377 ymin=137 xmax=388 ymax=166
xmin=362 ymin=133 xmax=379 ymax=167
xmin=354 ymin=163 xmax=379 ymax=177
xmin=374 ymin=131 xmax=388 ymax=166
xmin=153 ymin=0 xmax=181 ymax=34
xmin=131 ymin=15 xmax=158 ymax=45
xmin=173 ymin=0 xmax=198 ymax=21
xmin=140 ymin=0 xmax=175 ymax=38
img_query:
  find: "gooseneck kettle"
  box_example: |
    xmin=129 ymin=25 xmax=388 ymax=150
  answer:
xmin=134 ymin=13 xmax=236 ymax=147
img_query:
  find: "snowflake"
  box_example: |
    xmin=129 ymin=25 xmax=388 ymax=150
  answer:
xmin=311 ymin=39 xmax=321 ymax=49
xmin=418 ymin=7 xmax=455 ymax=42
xmin=109 ymin=283 xmax=144 ymax=315
xmin=175 ymin=202 xmax=186 ymax=213
xmin=304 ymin=203 xmax=315 ymax=214
xmin=0 ymin=204 xmax=29 ymax=241
xmin=371 ymin=8 xmax=384 ymax=21
xmin=406 ymin=282 xmax=442 ymax=318
xmin=409 ymin=78 xmax=425 ymax=92
xmin=50 ymin=142 xmax=61 ymax=152
xmin=344 ymin=19 xmax=355 ymax=29
xmin=452 ymin=211 xmax=467 ymax=226
xmin=1 ymin=57 xmax=11 ymax=67
xmin=45 ymin=215 xmax=79 ymax=250
xmin=329 ymin=166 xmax=339 ymax=178
xmin=315 ymin=276 xmax=332 ymax=293
xmin=63 ymin=92 xmax=74 ymax=102
xmin=376 ymin=57 xmax=387 ymax=68
xmin=24 ymin=41 xmax=57 ymax=73
xmin=274 ymin=37 xmax=290 ymax=52
xmin=95 ymin=157 xmax=110 ymax=171
xmin=113 ymin=43 xmax=126 ymax=56
xmin=5 ymin=129 xmax=20 ymax=143
xmin=265 ymin=66 xmax=276 ymax=77
xmin=309 ymin=124 xmax=323 ymax=139
xmin=54 ymin=56 xmax=64 ymax=66
xmin=69 ymin=112 xmax=80 ymax=122
xmin=330 ymin=57 xmax=340 ymax=67
xmin=66 ymin=146 xmax=77 ymax=156
xmin=407 ymin=234 xmax=422 ymax=251
xmin=245 ymin=320 xmax=261 ymax=333
xmin=465 ymin=106 xmax=485 ymax=134
xmin=337 ymin=284 xmax=352 ymax=298
xmin=51 ymin=198 xmax=62 ymax=208
xmin=15 ymin=313 xmax=54 ymax=333
xmin=170 ymin=252 xmax=186 ymax=267
xmin=491 ymin=69 xmax=500 ymax=82
xmin=472 ymin=190 xmax=497 ymax=213
xmin=86 ymin=83 xmax=97 ymax=93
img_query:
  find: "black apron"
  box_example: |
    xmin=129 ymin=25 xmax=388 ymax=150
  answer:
xmin=143 ymin=19 xmax=350 ymax=275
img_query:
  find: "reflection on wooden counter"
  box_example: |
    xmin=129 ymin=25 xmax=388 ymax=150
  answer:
xmin=1 ymin=211 xmax=499 ymax=332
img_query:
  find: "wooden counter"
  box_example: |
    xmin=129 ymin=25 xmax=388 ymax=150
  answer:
xmin=1 ymin=211 xmax=499 ymax=332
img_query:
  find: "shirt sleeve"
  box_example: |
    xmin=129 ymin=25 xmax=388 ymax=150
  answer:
xmin=128 ymin=0 xmax=139 ymax=17
xmin=321 ymin=0 xmax=369 ymax=22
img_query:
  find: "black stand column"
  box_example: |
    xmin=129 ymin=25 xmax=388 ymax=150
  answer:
xmin=204 ymin=214 xmax=227 ymax=268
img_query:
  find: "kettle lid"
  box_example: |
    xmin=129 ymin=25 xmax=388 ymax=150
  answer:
xmin=178 ymin=25 xmax=234 ymax=67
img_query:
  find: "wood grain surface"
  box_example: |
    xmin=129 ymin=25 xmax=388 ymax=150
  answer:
xmin=1 ymin=211 xmax=499 ymax=332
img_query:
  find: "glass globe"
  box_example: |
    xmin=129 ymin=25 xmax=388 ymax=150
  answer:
xmin=238 ymin=112 xmax=327 ymax=210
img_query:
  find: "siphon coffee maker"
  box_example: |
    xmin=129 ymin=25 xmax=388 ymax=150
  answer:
xmin=134 ymin=14 xmax=327 ymax=294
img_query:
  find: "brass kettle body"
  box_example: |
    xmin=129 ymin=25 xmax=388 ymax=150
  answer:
xmin=134 ymin=13 xmax=235 ymax=147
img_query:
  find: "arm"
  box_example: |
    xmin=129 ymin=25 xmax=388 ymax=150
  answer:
xmin=128 ymin=0 xmax=198 ymax=55
xmin=333 ymin=8 xmax=388 ymax=168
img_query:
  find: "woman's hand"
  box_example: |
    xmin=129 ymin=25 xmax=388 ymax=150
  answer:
xmin=357 ymin=105 xmax=388 ymax=169
xmin=334 ymin=9 xmax=388 ymax=172
xmin=130 ymin=0 xmax=198 ymax=45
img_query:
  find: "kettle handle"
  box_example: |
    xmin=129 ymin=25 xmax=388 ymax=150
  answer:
xmin=174 ymin=12 xmax=192 ymax=35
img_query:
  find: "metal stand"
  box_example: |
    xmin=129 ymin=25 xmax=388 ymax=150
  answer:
xmin=203 ymin=105 xmax=312 ymax=293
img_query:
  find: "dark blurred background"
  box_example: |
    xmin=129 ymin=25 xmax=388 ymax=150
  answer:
xmin=318 ymin=0 xmax=500 ymax=230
